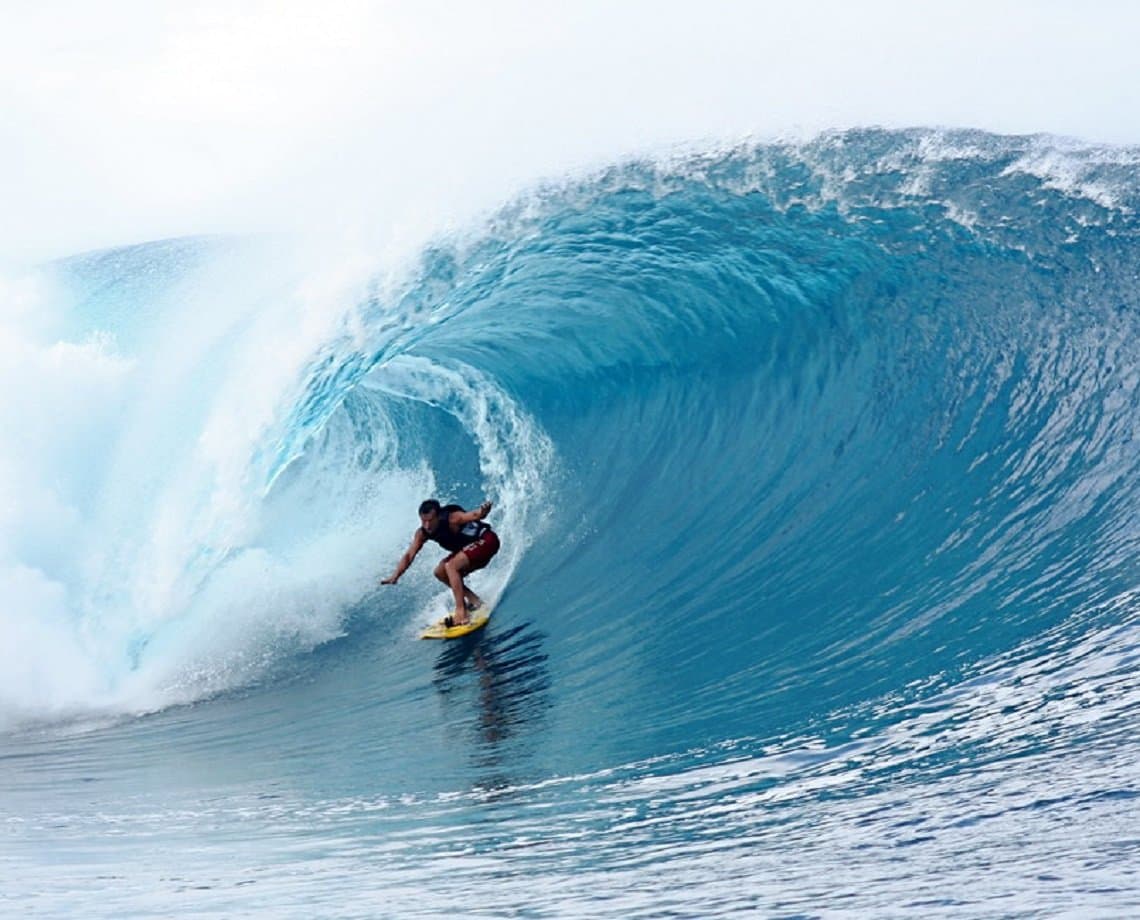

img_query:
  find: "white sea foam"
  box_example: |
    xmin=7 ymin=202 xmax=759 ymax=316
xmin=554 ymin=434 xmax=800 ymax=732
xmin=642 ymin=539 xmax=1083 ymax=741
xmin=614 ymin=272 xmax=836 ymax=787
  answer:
xmin=0 ymin=218 xmax=561 ymax=729
xmin=0 ymin=241 xmax=434 ymax=726
xmin=1000 ymin=141 xmax=1131 ymax=212
xmin=0 ymin=269 xmax=134 ymax=726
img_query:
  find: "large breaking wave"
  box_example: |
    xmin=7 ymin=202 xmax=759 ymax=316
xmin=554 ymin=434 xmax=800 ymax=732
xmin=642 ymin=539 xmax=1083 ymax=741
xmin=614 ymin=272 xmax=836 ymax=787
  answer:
xmin=3 ymin=127 xmax=1140 ymax=766
xmin=5 ymin=126 xmax=1140 ymax=916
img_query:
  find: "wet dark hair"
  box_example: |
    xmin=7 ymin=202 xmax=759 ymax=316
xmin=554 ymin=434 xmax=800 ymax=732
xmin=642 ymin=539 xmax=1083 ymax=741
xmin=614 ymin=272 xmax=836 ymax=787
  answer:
xmin=418 ymin=499 xmax=441 ymax=516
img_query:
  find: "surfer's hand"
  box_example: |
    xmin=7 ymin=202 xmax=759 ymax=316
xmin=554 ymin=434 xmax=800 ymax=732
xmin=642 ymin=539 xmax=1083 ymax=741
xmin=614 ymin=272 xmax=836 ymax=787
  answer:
xmin=479 ymin=500 xmax=493 ymax=518
xmin=381 ymin=575 xmax=398 ymax=585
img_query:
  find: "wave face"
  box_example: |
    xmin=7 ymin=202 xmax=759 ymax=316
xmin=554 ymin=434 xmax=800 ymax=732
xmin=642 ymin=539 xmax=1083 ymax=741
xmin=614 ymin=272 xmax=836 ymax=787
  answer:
xmin=4 ymin=129 xmax=1140 ymax=916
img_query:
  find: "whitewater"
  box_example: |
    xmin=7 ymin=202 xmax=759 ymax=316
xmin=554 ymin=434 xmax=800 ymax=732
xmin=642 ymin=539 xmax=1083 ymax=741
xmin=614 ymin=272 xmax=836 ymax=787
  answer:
xmin=3 ymin=128 xmax=1140 ymax=917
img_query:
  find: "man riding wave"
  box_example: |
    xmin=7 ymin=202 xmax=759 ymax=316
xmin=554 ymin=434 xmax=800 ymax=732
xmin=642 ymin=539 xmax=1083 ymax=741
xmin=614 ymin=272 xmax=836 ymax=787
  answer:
xmin=382 ymin=498 xmax=500 ymax=626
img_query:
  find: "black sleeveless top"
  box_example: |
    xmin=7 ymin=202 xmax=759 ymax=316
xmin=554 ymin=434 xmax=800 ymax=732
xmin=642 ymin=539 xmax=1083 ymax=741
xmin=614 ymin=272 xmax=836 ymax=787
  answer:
xmin=423 ymin=504 xmax=491 ymax=553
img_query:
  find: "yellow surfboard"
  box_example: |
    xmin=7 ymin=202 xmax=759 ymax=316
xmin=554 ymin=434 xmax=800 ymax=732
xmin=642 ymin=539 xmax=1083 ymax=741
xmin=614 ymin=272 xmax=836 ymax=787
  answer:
xmin=420 ymin=605 xmax=492 ymax=640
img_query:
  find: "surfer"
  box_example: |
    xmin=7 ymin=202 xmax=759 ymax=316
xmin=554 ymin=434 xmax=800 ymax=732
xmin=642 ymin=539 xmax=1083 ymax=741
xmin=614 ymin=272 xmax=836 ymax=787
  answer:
xmin=381 ymin=499 xmax=500 ymax=626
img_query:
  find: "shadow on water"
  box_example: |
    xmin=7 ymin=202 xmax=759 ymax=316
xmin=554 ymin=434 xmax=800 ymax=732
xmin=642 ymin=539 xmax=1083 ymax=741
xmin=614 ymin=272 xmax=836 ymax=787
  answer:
xmin=431 ymin=616 xmax=552 ymax=783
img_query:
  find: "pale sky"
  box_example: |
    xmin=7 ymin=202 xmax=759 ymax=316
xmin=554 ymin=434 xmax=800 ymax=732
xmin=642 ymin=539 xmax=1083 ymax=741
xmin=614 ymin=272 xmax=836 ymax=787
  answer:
xmin=2 ymin=0 xmax=1139 ymax=264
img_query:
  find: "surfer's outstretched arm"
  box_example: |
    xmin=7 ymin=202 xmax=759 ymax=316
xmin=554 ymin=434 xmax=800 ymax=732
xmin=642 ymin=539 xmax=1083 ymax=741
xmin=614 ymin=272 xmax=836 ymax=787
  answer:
xmin=382 ymin=529 xmax=427 ymax=585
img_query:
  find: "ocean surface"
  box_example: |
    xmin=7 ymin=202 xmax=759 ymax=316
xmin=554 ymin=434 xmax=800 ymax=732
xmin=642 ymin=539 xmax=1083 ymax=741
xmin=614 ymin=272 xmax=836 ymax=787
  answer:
xmin=3 ymin=128 xmax=1140 ymax=917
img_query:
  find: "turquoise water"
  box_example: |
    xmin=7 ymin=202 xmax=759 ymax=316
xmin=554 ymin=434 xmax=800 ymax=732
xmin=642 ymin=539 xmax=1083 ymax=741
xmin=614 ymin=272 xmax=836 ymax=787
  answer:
xmin=3 ymin=129 xmax=1140 ymax=916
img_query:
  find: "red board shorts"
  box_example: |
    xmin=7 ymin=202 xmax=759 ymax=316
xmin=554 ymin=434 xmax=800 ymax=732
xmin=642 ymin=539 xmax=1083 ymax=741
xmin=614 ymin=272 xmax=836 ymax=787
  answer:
xmin=446 ymin=530 xmax=500 ymax=572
